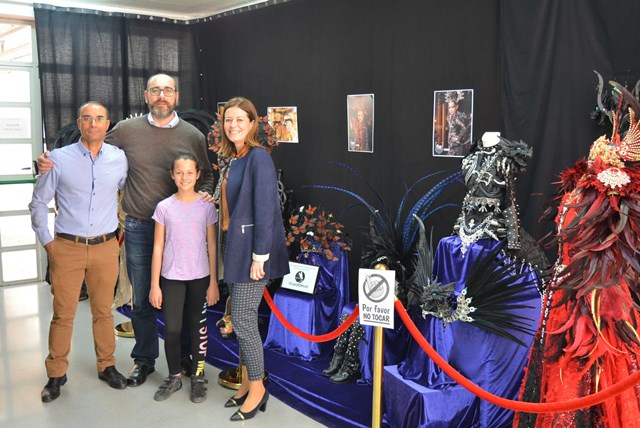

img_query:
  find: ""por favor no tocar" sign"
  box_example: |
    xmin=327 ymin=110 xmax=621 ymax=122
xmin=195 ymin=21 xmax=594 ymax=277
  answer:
xmin=358 ymin=268 xmax=395 ymax=329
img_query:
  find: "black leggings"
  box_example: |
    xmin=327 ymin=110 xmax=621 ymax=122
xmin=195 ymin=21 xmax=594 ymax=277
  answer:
xmin=160 ymin=276 xmax=209 ymax=376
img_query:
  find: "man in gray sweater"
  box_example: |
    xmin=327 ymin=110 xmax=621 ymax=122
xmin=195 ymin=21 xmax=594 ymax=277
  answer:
xmin=38 ymin=74 xmax=214 ymax=387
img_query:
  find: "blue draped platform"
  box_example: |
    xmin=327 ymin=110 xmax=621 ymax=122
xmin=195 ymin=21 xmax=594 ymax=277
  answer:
xmin=264 ymin=247 xmax=350 ymax=361
xmin=384 ymin=364 xmax=478 ymax=427
xmin=262 ymin=246 xmax=416 ymax=385
xmin=388 ymin=236 xmax=542 ymax=428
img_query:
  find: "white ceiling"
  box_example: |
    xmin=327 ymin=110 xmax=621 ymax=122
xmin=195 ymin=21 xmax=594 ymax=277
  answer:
xmin=3 ymin=0 xmax=273 ymax=20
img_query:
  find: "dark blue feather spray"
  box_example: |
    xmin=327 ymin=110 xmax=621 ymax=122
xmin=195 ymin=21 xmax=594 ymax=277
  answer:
xmin=303 ymin=163 xmax=463 ymax=306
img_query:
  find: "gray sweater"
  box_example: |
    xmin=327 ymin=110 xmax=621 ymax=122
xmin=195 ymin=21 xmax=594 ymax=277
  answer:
xmin=106 ymin=116 xmax=214 ymax=220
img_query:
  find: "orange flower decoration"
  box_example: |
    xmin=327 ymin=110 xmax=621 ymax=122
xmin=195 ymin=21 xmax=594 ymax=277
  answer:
xmin=285 ymin=204 xmax=352 ymax=261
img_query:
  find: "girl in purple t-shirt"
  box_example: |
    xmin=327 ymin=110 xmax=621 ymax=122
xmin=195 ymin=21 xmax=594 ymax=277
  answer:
xmin=149 ymin=153 xmax=219 ymax=403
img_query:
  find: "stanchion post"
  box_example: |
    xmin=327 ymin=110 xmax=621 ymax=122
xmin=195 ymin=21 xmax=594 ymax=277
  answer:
xmin=372 ymin=325 xmax=384 ymax=428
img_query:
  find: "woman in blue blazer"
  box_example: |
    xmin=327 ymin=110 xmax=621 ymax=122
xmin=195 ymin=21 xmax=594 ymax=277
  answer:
xmin=217 ymin=97 xmax=289 ymax=421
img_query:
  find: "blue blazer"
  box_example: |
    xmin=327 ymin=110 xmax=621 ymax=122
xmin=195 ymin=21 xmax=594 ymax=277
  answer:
xmin=223 ymin=147 xmax=290 ymax=284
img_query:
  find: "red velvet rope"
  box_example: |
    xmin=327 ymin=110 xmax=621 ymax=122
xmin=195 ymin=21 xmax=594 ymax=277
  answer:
xmin=262 ymin=288 xmax=359 ymax=342
xmin=395 ymin=299 xmax=640 ymax=413
xmin=262 ymin=288 xmax=640 ymax=412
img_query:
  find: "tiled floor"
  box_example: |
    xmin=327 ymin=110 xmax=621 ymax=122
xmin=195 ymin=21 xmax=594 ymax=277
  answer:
xmin=0 ymin=282 xmax=325 ymax=428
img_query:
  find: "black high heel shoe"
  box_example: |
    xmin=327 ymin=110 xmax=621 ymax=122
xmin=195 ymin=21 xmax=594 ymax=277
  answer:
xmin=224 ymin=391 xmax=248 ymax=408
xmin=230 ymin=390 xmax=269 ymax=421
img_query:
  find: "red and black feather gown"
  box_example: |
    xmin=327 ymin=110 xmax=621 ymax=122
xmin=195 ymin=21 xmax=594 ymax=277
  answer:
xmin=515 ymin=158 xmax=640 ymax=428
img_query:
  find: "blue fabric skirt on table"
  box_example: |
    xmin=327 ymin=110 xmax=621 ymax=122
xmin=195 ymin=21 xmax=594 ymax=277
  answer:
xmin=264 ymin=246 xmax=350 ymax=361
xmin=389 ymin=236 xmax=542 ymax=428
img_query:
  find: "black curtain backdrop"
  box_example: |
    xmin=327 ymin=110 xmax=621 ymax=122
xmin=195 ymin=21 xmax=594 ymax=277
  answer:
xmin=502 ymin=0 xmax=640 ymax=242
xmin=34 ymin=1 xmax=640 ymax=293
xmin=34 ymin=5 xmax=200 ymax=149
xmin=195 ymin=0 xmax=503 ymax=284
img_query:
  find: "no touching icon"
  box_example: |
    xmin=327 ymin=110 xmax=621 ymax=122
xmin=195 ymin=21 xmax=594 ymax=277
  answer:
xmin=362 ymin=273 xmax=389 ymax=303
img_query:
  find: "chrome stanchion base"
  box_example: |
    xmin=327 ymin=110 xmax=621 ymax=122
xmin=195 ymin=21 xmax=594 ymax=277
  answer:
xmin=114 ymin=321 xmax=135 ymax=338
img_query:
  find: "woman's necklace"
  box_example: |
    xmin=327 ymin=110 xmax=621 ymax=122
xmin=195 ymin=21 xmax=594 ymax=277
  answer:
xmin=227 ymin=144 xmax=250 ymax=173
xmin=234 ymin=144 xmax=249 ymax=159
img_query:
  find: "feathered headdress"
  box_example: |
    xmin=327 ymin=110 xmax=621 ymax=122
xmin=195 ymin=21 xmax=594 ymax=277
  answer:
xmin=589 ymin=108 xmax=640 ymax=169
xmin=590 ymin=73 xmax=640 ymax=170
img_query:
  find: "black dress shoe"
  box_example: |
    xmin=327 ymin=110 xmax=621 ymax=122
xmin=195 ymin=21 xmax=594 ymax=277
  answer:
xmin=126 ymin=364 xmax=154 ymax=387
xmin=98 ymin=366 xmax=127 ymax=389
xmin=230 ymin=390 xmax=269 ymax=421
xmin=41 ymin=374 xmax=67 ymax=402
xmin=224 ymin=391 xmax=248 ymax=408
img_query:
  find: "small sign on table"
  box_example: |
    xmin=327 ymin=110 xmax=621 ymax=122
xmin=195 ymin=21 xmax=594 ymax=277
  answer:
xmin=280 ymin=261 xmax=320 ymax=294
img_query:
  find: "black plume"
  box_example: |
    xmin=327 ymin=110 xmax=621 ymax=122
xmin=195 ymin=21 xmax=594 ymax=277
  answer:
xmin=463 ymin=240 xmax=537 ymax=346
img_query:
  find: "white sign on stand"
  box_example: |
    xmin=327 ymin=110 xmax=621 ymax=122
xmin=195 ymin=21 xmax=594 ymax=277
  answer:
xmin=358 ymin=268 xmax=395 ymax=329
xmin=280 ymin=261 xmax=320 ymax=294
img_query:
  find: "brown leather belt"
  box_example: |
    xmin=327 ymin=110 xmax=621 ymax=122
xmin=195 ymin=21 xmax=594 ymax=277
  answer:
xmin=56 ymin=231 xmax=117 ymax=245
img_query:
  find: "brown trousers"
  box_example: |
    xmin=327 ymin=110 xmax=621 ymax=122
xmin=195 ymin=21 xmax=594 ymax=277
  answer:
xmin=45 ymin=235 xmax=119 ymax=377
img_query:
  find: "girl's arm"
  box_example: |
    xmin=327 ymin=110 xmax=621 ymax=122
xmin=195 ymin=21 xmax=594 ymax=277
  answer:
xmin=206 ymin=223 xmax=220 ymax=306
xmin=149 ymin=222 xmax=165 ymax=309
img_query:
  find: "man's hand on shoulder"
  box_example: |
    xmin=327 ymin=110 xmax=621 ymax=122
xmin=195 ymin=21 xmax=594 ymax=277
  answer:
xmin=198 ymin=191 xmax=215 ymax=203
xmin=37 ymin=150 xmax=54 ymax=174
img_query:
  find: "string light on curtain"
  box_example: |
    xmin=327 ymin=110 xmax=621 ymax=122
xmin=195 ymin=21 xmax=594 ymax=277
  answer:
xmin=35 ymin=1 xmax=293 ymax=24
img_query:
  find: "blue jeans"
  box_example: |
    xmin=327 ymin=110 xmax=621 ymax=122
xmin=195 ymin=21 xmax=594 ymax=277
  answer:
xmin=124 ymin=215 xmax=158 ymax=366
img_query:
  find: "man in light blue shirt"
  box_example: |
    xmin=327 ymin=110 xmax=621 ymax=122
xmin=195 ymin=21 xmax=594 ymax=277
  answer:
xmin=29 ymin=101 xmax=129 ymax=402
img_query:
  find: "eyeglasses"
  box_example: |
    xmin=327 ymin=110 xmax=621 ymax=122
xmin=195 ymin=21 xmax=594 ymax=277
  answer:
xmin=79 ymin=116 xmax=108 ymax=124
xmin=148 ymin=86 xmax=176 ymax=97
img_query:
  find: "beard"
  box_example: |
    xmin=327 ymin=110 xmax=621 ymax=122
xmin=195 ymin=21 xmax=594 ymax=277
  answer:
xmin=148 ymin=100 xmax=176 ymax=119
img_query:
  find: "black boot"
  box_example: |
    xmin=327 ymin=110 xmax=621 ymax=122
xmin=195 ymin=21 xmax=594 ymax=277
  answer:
xmin=322 ymin=314 xmax=350 ymax=377
xmin=330 ymin=321 xmax=364 ymax=384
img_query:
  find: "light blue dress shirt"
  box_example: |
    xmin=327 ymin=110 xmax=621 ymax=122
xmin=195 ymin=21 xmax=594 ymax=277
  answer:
xmin=29 ymin=141 xmax=128 ymax=246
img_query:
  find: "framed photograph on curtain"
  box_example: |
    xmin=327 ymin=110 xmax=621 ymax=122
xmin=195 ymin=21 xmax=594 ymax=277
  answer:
xmin=347 ymin=94 xmax=374 ymax=153
xmin=216 ymin=101 xmax=227 ymax=118
xmin=432 ymin=89 xmax=474 ymax=157
xmin=267 ymin=106 xmax=299 ymax=143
